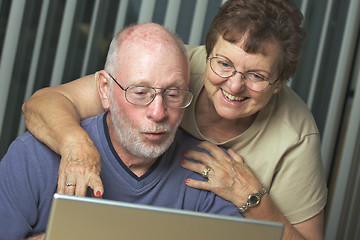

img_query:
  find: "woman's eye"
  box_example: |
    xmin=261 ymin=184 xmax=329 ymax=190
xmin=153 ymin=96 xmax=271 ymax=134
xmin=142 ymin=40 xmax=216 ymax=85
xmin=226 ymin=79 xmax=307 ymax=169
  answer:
xmin=248 ymin=72 xmax=266 ymax=82
xmin=218 ymin=60 xmax=232 ymax=69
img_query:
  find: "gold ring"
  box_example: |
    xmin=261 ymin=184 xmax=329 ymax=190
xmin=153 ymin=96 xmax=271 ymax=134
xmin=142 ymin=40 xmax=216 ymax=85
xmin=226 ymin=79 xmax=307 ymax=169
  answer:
xmin=202 ymin=167 xmax=211 ymax=178
xmin=65 ymin=182 xmax=76 ymax=187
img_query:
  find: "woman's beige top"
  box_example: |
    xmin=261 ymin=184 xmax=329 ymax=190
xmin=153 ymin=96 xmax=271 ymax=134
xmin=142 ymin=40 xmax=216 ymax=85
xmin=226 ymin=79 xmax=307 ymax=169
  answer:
xmin=180 ymin=45 xmax=327 ymax=224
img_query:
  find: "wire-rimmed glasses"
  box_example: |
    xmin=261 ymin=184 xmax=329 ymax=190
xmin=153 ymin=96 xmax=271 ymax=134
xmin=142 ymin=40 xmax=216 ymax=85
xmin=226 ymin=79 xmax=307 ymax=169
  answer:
xmin=109 ymin=74 xmax=193 ymax=109
xmin=208 ymin=57 xmax=279 ymax=91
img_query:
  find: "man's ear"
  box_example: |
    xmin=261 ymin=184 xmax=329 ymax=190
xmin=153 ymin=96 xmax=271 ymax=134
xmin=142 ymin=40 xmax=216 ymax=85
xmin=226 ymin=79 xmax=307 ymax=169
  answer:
xmin=97 ymin=70 xmax=111 ymax=110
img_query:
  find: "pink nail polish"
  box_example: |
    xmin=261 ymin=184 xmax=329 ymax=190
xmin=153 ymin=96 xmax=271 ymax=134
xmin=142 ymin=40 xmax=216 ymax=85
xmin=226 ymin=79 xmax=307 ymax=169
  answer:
xmin=184 ymin=179 xmax=190 ymax=184
xmin=96 ymin=190 xmax=102 ymax=197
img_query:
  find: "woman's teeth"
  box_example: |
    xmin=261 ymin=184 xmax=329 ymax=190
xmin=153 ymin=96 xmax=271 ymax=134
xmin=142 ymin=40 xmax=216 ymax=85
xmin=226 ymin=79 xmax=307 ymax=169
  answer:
xmin=222 ymin=89 xmax=246 ymax=102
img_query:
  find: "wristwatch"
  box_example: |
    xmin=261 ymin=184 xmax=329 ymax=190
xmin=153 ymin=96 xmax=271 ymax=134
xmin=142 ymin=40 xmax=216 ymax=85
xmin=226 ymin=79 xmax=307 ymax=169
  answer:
xmin=237 ymin=187 xmax=267 ymax=214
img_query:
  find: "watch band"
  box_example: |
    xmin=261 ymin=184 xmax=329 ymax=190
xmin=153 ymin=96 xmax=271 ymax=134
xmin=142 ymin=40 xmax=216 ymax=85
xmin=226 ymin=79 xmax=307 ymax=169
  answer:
xmin=237 ymin=187 xmax=267 ymax=214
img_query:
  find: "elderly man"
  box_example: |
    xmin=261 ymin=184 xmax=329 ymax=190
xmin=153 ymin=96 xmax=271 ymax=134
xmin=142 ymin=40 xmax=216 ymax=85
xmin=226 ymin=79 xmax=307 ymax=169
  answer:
xmin=0 ymin=23 xmax=241 ymax=239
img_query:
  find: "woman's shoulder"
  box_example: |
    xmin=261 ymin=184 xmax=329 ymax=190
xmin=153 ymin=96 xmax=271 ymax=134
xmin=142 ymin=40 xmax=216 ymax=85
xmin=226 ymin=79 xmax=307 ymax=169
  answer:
xmin=185 ymin=45 xmax=207 ymax=73
xmin=184 ymin=44 xmax=206 ymax=58
xmin=271 ymin=85 xmax=319 ymax=138
xmin=183 ymin=45 xmax=207 ymax=99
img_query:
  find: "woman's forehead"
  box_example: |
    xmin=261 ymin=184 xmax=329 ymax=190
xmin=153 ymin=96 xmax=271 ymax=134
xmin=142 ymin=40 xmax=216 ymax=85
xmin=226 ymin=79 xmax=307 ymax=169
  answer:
xmin=212 ymin=37 xmax=281 ymax=74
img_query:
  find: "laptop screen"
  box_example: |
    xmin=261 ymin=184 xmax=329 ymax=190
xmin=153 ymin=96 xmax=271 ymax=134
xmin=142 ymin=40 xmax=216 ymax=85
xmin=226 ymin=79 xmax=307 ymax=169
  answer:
xmin=45 ymin=193 xmax=284 ymax=240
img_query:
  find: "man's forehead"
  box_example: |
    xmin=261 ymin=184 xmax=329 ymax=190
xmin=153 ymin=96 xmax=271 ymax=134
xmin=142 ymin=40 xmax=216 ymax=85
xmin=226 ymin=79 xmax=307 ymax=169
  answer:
xmin=116 ymin=46 xmax=188 ymax=80
xmin=114 ymin=27 xmax=189 ymax=88
xmin=115 ymin=60 xmax=189 ymax=89
xmin=119 ymin=26 xmax=173 ymax=52
xmin=124 ymin=77 xmax=187 ymax=87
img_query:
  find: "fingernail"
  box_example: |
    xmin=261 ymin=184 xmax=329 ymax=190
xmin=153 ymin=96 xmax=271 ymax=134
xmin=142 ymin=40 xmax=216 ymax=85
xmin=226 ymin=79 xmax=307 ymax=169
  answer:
xmin=181 ymin=160 xmax=185 ymax=165
xmin=183 ymin=150 xmax=188 ymax=155
xmin=96 ymin=190 xmax=102 ymax=197
xmin=184 ymin=179 xmax=190 ymax=184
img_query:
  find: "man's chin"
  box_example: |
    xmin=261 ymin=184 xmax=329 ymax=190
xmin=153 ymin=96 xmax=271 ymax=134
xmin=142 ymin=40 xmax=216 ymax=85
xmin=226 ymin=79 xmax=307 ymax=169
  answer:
xmin=132 ymin=147 xmax=166 ymax=159
xmin=139 ymin=140 xmax=173 ymax=158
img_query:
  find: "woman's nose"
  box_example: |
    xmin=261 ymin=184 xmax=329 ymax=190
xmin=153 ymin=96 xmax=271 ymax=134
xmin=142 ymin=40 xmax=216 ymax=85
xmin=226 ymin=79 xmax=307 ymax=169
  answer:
xmin=228 ymin=72 xmax=247 ymax=93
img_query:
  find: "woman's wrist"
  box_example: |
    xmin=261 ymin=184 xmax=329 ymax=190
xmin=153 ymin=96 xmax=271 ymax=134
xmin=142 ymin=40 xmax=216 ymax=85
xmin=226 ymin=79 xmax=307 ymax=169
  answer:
xmin=58 ymin=126 xmax=93 ymax=156
xmin=236 ymin=187 xmax=267 ymax=214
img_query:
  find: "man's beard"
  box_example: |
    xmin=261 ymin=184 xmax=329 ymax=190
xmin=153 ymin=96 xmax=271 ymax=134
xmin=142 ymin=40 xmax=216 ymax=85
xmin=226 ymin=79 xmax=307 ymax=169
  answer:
xmin=109 ymin=97 xmax=182 ymax=159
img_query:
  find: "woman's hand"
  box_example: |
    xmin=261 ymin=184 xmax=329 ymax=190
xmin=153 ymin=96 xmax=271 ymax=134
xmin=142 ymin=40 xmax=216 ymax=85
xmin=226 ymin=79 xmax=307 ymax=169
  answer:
xmin=57 ymin=139 xmax=104 ymax=197
xmin=27 ymin=233 xmax=45 ymax=240
xmin=181 ymin=141 xmax=263 ymax=208
xmin=22 ymin=74 xmax=105 ymax=197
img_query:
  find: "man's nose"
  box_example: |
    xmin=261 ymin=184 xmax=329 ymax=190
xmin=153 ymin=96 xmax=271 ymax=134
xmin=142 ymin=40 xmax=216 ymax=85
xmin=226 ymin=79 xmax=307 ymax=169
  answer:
xmin=146 ymin=94 xmax=168 ymax=122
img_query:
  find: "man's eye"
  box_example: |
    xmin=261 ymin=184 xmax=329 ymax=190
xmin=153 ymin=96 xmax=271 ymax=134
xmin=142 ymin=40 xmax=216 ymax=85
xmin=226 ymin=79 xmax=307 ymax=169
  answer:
xmin=134 ymin=91 xmax=147 ymax=95
xmin=165 ymin=89 xmax=181 ymax=98
xmin=130 ymin=87 xmax=151 ymax=98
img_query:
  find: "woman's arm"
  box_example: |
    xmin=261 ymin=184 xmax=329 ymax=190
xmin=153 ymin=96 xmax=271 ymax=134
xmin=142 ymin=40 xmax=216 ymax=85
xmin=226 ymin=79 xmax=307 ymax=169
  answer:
xmin=181 ymin=142 xmax=324 ymax=240
xmin=22 ymin=74 xmax=105 ymax=197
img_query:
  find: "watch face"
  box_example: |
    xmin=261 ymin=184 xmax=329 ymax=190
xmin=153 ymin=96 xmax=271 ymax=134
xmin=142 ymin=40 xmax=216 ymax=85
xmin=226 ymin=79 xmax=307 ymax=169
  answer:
xmin=249 ymin=194 xmax=260 ymax=206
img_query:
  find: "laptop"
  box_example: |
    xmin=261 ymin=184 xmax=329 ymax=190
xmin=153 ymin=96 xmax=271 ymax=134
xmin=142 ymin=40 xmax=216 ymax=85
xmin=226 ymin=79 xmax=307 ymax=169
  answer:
xmin=45 ymin=193 xmax=284 ymax=240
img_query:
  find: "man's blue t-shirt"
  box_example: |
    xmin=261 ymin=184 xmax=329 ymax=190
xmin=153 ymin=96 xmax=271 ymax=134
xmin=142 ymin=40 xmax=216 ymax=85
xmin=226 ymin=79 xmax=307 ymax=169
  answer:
xmin=0 ymin=112 xmax=242 ymax=239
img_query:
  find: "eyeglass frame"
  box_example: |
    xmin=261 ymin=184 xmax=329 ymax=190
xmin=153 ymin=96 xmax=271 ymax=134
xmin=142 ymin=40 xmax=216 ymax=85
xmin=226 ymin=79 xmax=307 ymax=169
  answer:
xmin=108 ymin=73 xmax=193 ymax=109
xmin=207 ymin=57 xmax=279 ymax=92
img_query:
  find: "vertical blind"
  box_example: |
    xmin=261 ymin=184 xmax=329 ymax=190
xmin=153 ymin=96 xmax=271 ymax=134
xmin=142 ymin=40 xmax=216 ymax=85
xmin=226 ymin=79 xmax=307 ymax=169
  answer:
xmin=0 ymin=0 xmax=359 ymax=239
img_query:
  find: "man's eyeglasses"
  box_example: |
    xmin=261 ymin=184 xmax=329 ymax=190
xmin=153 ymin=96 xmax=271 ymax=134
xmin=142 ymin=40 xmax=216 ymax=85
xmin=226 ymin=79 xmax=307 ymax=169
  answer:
xmin=208 ymin=57 xmax=279 ymax=92
xmin=109 ymin=74 xmax=193 ymax=109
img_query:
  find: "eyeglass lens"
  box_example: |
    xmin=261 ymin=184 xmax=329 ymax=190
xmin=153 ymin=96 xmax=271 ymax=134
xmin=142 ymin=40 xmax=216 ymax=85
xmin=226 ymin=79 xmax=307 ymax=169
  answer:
xmin=209 ymin=57 xmax=271 ymax=91
xmin=125 ymin=86 xmax=193 ymax=109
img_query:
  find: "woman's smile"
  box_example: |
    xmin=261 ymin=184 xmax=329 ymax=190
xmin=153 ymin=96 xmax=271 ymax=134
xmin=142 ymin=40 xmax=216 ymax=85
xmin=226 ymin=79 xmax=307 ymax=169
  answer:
xmin=221 ymin=88 xmax=248 ymax=102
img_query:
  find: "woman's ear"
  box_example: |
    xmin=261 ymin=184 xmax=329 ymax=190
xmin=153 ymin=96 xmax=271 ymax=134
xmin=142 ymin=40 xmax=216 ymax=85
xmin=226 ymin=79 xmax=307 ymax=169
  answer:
xmin=273 ymin=78 xmax=286 ymax=94
xmin=97 ymin=70 xmax=111 ymax=109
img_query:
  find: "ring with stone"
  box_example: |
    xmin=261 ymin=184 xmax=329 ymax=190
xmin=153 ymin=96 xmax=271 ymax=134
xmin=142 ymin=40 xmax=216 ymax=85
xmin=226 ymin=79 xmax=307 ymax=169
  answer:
xmin=202 ymin=167 xmax=211 ymax=178
xmin=65 ymin=182 xmax=76 ymax=187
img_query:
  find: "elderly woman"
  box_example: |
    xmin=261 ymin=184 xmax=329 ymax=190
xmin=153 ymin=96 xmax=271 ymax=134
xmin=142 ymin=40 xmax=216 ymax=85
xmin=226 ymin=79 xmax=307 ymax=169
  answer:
xmin=23 ymin=0 xmax=327 ymax=239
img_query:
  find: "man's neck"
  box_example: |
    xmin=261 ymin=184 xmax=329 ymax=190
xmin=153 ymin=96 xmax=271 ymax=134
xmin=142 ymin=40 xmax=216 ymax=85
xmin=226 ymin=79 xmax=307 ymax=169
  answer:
xmin=117 ymin=151 xmax=158 ymax=177
xmin=106 ymin=115 xmax=157 ymax=177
